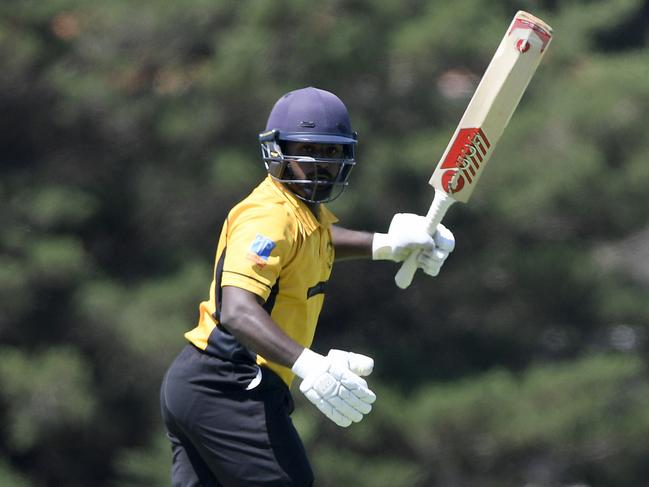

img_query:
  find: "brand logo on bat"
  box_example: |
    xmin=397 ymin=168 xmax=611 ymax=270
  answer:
xmin=439 ymin=127 xmax=491 ymax=194
xmin=516 ymin=39 xmax=531 ymax=52
xmin=509 ymin=17 xmax=552 ymax=52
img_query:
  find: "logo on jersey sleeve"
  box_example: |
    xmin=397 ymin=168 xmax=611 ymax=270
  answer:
xmin=246 ymin=234 xmax=276 ymax=268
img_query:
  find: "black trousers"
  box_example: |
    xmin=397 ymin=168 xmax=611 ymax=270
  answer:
xmin=160 ymin=345 xmax=314 ymax=487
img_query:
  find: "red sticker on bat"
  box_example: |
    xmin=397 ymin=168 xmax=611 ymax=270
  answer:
xmin=439 ymin=127 xmax=491 ymax=194
xmin=516 ymin=39 xmax=531 ymax=52
xmin=509 ymin=17 xmax=552 ymax=52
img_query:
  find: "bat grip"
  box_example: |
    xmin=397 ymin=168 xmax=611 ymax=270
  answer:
xmin=394 ymin=191 xmax=455 ymax=289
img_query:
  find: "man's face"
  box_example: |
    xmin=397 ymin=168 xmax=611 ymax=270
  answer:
xmin=283 ymin=142 xmax=344 ymax=178
xmin=282 ymin=142 xmax=345 ymax=202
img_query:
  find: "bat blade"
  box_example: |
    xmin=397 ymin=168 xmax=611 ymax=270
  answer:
xmin=395 ymin=11 xmax=553 ymax=289
xmin=430 ymin=11 xmax=553 ymax=203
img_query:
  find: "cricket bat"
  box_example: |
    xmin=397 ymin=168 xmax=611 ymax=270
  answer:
xmin=395 ymin=10 xmax=553 ymax=289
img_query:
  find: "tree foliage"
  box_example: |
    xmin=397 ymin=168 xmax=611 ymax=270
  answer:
xmin=2 ymin=0 xmax=649 ymax=485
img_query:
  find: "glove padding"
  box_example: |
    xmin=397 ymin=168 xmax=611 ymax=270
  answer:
xmin=327 ymin=349 xmax=374 ymax=377
xmin=418 ymin=222 xmax=455 ymax=277
xmin=372 ymin=213 xmax=455 ymax=276
xmin=292 ymin=348 xmax=376 ymax=427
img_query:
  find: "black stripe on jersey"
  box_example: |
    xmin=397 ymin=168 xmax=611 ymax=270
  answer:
xmin=307 ymin=281 xmax=327 ymax=299
xmin=213 ymin=249 xmax=227 ymax=322
xmin=206 ymin=324 xmax=257 ymax=364
xmin=263 ymin=280 xmax=279 ymax=314
xmin=207 ymin=246 xmax=257 ymax=364
xmin=213 ymin=257 xmax=272 ymax=323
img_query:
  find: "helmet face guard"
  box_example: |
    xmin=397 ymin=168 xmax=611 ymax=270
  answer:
xmin=259 ymin=87 xmax=359 ymax=204
xmin=260 ymin=129 xmax=357 ymax=203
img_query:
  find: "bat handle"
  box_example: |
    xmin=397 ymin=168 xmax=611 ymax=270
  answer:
xmin=394 ymin=191 xmax=455 ymax=289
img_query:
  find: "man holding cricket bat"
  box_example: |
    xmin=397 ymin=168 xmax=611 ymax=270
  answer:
xmin=160 ymin=86 xmax=455 ymax=486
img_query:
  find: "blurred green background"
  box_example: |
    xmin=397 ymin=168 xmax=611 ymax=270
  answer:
xmin=2 ymin=0 xmax=649 ymax=485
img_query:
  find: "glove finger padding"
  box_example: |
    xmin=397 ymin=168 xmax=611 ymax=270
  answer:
xmin=330 ymin=364 xmax=375 ymax=411
xmin=299 ymin=369 xmax=372 ymax=426
xmin=417 ymin=248 xmax=449 ymax=276
xmin=433 ymin=223 xmax=455 ymax=252
xmin=327 ymin=349 xmax=374 ymax=376
xmin=294 ymin=348 xmax=376 ymax=428
xmin=336 ymin=385 xmax=373 ymax=415
xmin=327 ymin=394 xmax=364 ymax=423
xmin=301 ymin=388 xmax=353 ymax=427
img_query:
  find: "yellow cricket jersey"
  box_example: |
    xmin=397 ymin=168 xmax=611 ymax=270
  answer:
xmin=184 ymin=176 xmax=338 ymax=386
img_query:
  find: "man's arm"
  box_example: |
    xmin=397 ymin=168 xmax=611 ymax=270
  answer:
xmin=330 ymin=225 xmax=373 ymax=261
xmin=332 ymin=215 xmax=456 ymax=275
xmin=219 ymin=284 xmax=376 ymax=427
xmin=220 ymin=285 xmax=303 ymax=368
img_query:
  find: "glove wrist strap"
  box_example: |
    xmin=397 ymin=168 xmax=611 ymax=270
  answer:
xmin=291 ymin=348 xmax=324 ymax=379
xmin=371 ymin=233 xmax=392 ymax=261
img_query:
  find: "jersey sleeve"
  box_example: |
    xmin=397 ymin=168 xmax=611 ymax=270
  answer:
xmin=221 ymin=202 xmax=296 ymax=302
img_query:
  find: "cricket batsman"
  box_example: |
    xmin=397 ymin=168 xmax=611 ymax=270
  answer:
xmin=160 ymin=86 xmax=455 ymax=486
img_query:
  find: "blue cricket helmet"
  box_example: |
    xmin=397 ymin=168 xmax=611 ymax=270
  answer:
xmin=259 ymin=87 xmax=358 ymax=203
xmin=264 ymin=87 xmax=358 ymax=144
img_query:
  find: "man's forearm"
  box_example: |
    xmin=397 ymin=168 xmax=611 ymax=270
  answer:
xmin=220 ymin=286 xmax=304 ymax=368
xmin=331 ymin=225 xmax=373 ymax=261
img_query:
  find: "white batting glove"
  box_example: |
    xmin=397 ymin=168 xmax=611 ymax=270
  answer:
xmin=373 ymin=213 xmax=455 ymax=275
xmin=372 ymin=213 xmax=435 ymax=262
xmin=292 ymin=348 xmax=376 ymax=428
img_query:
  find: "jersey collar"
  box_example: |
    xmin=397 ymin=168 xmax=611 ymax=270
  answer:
xmin=266 ymin=176 xmax=338 ymax=234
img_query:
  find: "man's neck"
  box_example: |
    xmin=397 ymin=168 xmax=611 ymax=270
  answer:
xmin=306 ymin=202 xmax=321 ymax=220
xmin=280 ymin=181 xmax=322 ymax=219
